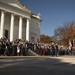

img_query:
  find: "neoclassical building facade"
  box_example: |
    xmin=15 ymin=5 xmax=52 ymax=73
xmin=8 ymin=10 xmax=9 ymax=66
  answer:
xmin=0 ymin=0 xmax=41 ymax=42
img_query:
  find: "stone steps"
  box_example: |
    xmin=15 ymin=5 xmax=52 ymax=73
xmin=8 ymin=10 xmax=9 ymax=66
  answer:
xmin=26 ymin=50 xmax=39 ymax=56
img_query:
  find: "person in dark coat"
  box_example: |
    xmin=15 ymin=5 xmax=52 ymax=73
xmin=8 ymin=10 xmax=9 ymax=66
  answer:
xmin=51 ymin=43 xmax=55 ymax=56
xmin=55 ymin=43 xmax=59 ymax=56
xmin=2 ymin=42 xmax=5 ymax=55
xmin=0 ymin=42 xmax=2 ymax=55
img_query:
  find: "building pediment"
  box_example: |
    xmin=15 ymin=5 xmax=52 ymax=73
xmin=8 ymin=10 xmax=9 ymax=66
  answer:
xmin=0 ymin=0 xmax=31 ymax=13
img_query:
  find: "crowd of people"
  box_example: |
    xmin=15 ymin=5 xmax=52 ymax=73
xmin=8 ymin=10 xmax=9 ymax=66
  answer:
xmin=0 ymin=37 xmax=75 ymax=56
xmin=0 ymin=38 xmax=29 ymax=56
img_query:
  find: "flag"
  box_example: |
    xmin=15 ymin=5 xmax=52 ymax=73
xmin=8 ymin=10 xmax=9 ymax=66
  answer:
xmin=69 ymin=40 xmax=72 ymax=47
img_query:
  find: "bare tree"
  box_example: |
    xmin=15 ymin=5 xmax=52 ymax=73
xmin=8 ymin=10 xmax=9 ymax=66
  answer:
xmin=54 ymin=21 xmax=75 ymax=45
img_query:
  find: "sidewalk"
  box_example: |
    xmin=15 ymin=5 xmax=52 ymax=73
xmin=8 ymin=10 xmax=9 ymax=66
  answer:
xmin=0 ymin=55 xmax=75 ymax=59
xmin=0 ymin=55 xmax=75 ymax=65
xmin=0 ymin=56 xmax=40 ymax=59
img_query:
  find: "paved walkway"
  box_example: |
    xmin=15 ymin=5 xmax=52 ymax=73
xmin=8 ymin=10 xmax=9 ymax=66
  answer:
xmin=0 ymin=55 xmax=75 ymax=64
xmin=0 ymin=56 xmax=75 ymax=75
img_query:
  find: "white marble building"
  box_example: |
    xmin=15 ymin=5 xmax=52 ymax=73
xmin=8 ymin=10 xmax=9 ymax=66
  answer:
xmin=0 ymin=0 xmax=41 ymax=42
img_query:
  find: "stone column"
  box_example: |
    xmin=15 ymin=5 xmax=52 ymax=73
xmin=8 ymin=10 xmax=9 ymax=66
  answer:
xmin=26 ymin=18 xmax=30 ymax=41
xmin=0 ymin=10 xmax=5 ymax=38
xmin=10 ymin=13 xmax=14 ymax=41
xmin=19 ymin=16 xmax=23 ymax=39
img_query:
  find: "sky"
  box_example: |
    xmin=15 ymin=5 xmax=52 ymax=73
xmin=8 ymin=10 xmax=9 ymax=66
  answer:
xmin=19 ymin=0 xmax=75 ymax=36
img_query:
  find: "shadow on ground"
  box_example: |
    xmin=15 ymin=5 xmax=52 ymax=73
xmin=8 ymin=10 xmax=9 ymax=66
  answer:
xmin=0 ymin=57 xmax=75 ymax=75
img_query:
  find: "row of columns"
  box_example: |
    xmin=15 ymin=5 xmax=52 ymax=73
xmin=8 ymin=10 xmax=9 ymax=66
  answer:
xmin=0 ymin=10 xmax=30 ymax=41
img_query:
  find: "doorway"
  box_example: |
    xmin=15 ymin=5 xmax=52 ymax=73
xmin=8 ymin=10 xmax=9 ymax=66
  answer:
xmin=5 ymin=30 xmax=8 ymax=38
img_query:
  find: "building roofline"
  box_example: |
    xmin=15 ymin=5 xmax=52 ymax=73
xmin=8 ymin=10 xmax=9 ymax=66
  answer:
xmin=0 ymin=0 xmax=31 ymax=14
xmin=17 ymin=0 xmax=31 ymax=13
xmin=31 ymin=13 xmax=42 ymax=22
